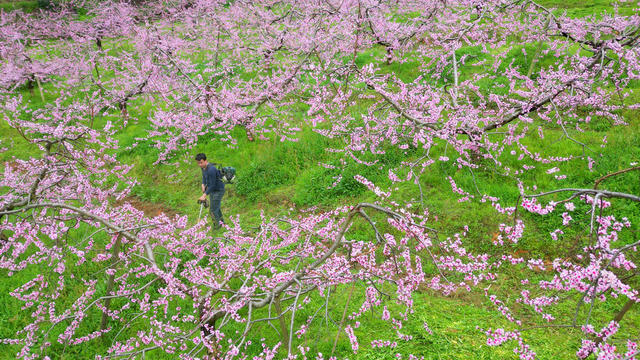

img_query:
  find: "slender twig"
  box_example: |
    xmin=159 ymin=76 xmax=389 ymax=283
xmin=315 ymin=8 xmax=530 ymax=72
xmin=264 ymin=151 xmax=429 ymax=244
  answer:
xmin=594 ymin=166 xmax=640 ymax=189
xmin=331 ymin=282 xmax=356 ymax=357
xmin=288 ymin=280 xmax=304 ymax=356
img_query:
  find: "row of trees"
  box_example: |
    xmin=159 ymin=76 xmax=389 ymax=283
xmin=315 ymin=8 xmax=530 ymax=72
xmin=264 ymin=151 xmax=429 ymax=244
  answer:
xmin=1 ymin=0 xmax=639 ymax=358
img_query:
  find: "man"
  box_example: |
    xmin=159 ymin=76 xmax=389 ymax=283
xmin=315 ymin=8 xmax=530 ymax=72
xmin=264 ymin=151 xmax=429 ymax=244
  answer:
xmin=195 ymin=153 xmax=225 ymax=229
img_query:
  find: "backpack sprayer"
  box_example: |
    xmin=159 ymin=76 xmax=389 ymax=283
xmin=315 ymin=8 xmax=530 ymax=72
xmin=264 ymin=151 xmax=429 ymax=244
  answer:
xmin=212 ymin=163 xmax=236 ymax=184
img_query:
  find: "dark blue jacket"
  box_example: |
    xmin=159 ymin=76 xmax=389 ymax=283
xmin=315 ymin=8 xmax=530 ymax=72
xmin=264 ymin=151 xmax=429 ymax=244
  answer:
xmin=202 ymin=163 xmax=224 ymax=194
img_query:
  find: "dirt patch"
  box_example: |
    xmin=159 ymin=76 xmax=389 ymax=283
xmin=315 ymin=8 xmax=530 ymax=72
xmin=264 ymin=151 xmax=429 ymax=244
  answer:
xmin=3 ymin=160 xmax=23 ymax=172
xmin=113 ymin=195 xmax=180 ymax=218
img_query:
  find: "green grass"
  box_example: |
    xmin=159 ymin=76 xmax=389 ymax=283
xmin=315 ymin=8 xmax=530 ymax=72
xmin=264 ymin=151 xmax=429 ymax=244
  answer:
xmin=536 ymin=0 xmax=638 ymax=18
xmin=0 ymin=1 xmax=39 ymax=12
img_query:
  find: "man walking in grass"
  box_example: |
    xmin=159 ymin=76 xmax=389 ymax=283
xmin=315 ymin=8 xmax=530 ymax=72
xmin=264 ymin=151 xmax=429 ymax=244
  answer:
xmin=196 ymin=153 xmax=225 ymax=230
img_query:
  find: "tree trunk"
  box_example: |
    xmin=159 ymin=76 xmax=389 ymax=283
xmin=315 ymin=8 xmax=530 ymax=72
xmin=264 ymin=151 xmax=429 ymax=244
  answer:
xmin=101 ymin=235 xmax=123 ymax=333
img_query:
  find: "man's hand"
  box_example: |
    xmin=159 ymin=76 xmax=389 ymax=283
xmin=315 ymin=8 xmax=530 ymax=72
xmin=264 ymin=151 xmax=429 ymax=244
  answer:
xmin=198 ymin=194 xmax=206 ymax=202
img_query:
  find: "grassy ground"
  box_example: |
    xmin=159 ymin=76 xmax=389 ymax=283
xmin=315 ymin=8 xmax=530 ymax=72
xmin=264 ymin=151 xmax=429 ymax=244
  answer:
xmin=1 ymin=1 xmax=640 ymax=359
xmin=0 ymin=1 xmax=39 ymax=12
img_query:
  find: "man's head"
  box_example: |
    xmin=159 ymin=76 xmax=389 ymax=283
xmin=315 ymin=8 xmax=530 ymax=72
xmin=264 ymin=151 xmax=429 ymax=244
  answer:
xmin=195 ymin=153 xmax=208 ymax=169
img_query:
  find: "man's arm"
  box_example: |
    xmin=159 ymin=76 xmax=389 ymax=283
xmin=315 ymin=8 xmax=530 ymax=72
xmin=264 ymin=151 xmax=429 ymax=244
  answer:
xmin=199 ymin=170 xmax=207 ymax=201
xmin=204 ymin=166 xmax=216 ymax=195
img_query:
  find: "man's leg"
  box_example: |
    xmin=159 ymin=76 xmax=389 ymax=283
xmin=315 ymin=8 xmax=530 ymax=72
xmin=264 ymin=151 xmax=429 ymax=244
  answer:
xmin=209 ymin=189 xmax=225 ymax=229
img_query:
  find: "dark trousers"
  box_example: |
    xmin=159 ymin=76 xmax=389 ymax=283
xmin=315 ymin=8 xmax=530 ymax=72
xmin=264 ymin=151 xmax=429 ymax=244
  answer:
xmin=209 ymin=189 xmax=225 ymax=228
